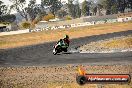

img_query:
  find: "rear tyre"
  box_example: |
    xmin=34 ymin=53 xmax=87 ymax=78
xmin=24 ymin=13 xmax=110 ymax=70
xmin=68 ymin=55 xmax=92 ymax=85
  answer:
xmin=63 ymin=48 xmax=68 ymax=52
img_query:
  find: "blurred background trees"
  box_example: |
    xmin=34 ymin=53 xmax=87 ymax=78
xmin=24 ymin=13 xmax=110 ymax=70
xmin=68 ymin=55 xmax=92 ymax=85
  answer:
xmin=10 ymin=0 xmax=28 ymax=21
xmin=21 ymin=21 xmax=31 ymax=29
xmin=0 ymin=0 xmax=16 ymax=23
xmin=67 ymin=0 xmax=81 ymax=18
xmin=41 ymin=0 xmax=62 ymax=16
xmin=43 ymin=13 xmax=55 ymax=21
xmin=0 ymin=0 xmax=132 ymax=25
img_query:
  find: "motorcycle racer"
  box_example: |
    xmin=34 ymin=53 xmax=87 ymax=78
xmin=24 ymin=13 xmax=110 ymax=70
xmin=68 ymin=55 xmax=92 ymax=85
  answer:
xmin=53 ymin=35 xmax=70 ymax=55
xmin=57 ymin=35 xmax=70 ymax=47
xmin=63 ymin=35 xmax=70 ymax=46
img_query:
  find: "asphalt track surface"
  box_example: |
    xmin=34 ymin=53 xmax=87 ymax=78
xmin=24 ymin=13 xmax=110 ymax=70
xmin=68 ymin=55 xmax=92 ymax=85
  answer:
xmin=0 ymin=30 xmax=132 ymax=66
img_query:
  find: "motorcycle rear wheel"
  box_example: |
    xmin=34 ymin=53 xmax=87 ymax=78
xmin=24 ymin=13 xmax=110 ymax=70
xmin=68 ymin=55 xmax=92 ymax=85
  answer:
xmin=63 ymin=48 xmax=68 ymax=52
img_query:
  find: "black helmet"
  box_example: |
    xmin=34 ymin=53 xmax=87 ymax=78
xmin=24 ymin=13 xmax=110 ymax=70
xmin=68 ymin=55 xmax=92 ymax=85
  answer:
xmin=60 ymin=39 xmax=63 ymax=41
xmin=65 ymin=35 xmax=69 ymax=39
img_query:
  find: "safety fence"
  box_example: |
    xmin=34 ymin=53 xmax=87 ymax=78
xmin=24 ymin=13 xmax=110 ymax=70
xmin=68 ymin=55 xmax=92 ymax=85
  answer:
xmin=31 ymin=18 xmax=131 ymax=32
xmin=0 ymin=29 xmax=29 ymax=36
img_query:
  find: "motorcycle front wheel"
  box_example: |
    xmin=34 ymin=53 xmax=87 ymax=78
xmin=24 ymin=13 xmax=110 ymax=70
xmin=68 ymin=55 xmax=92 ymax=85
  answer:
xmin=53 ymin=49 xmax=58 ymax=55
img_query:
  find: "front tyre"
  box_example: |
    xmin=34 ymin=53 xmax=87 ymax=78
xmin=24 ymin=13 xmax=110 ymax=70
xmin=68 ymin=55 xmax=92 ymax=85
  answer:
xmin=53 ymin=49 xmax=58 ymax=55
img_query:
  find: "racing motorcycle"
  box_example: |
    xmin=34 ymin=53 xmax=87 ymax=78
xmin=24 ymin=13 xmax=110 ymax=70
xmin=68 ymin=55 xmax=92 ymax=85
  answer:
xmin=53 ymin=40 xmax=69 ymax=55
